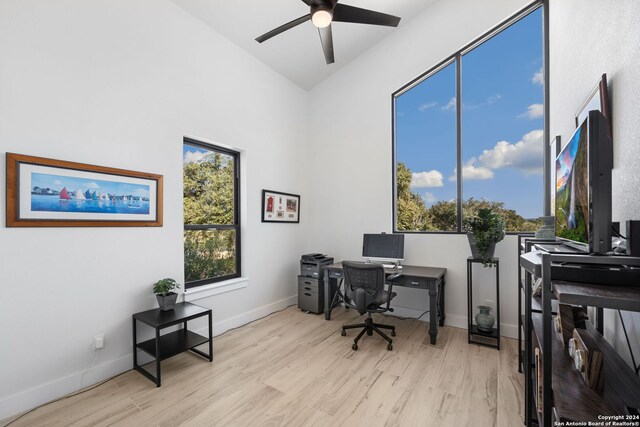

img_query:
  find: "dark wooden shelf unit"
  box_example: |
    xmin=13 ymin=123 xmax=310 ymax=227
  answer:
xmin=517 ymin=235 xmax=556 ymax=373
xmin=136 ymin=329 xmax=209 ymax=360
xmin=530 ymin=313 xmax=640 ymax=422
xmin=553 ymin=282 xmax=640 ymax=311
xmin=519 ymin=245 xmax=640 ymax=427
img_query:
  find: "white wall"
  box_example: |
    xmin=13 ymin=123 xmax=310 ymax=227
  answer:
xmin=549 ymin=0 xmax=640 ymax=367
xmin=0 ymin=0 xmax=308 ymax=419
xmin=305 ymin=0 xmax=533 ymax=335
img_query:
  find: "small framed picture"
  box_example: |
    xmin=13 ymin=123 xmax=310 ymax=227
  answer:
xmin=575 ymin=73 xmax=611 ymax=135
xmin=261 ymin=189 xmax=300 ymax=223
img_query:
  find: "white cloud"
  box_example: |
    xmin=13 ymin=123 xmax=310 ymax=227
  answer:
xmin=449 ymin=159 xmax=494 ymax=181
xmin=423 ymin=192 xmax=437 ymax=205
xmin=410 ymin=170 xmax=444 ymax=188
xmin=183 ymin=150 xmax=207 ymax=164
xmin=85 ymin=182 xmax=99 ymax=189
xmin=532 ymin=68 xmax=543 ymax=85
xmin=133 ymin=188 xmax=150 ymax=197
xmin=519 ymin=103 xmax=544 ymax=119
xmin=463 ymin=162 xmax=494 ymax=180
xmin=466 ymin=94 xmax=502 ymax=110
xmin=441 ymin=97 xmax=456 ymax=111
xmin=418 ymin=102 xmax=437 ymax=112
xmin=448 ymin=130 xmax=543 ymax=180
xmin=54 ymin=180 xmax=62 ymax=185
xmin=477 ymin=129 xmax=543 ymax=174
xmin=486 ymin=94 xmax=502 ymax=104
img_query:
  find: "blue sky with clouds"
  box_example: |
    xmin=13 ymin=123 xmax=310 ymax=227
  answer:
xmin=31 ymin=173 xmax=150 ymax=197
xmin=396 ymin=8 xmax=543 ymax=219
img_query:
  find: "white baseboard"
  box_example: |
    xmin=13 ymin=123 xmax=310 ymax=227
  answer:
xmin=389 ymin=305 xmax=518 ymax=339
xmin=0 ymin=295 xmax=297 ymax=423
xmin=0 ymin=354 xmax=131 ymax=422
xmin=192 ymin=295 xmax=298 ymax=338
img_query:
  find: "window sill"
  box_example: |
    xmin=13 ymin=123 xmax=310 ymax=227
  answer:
xmin=183 ymin=277 xmax=248 ymax=302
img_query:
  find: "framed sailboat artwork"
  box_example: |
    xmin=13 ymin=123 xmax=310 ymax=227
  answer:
xmin=6 ymin=153 xmax=163 ymax=227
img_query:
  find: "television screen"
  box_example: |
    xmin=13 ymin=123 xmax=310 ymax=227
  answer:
xmin=555 ymin=110 xmax=612 ymax=254
xmin=362 ymin=233 xmax=405 ymax=261
xmin=555 ymin=120 xmax=589 ymax=246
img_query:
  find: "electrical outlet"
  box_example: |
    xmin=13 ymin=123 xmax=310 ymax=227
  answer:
xmin=93 ymin=334 xmax=105 ymax=350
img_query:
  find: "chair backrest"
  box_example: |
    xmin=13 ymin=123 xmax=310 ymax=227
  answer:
xmin=342 ymin=261 xmax=385 ymax=315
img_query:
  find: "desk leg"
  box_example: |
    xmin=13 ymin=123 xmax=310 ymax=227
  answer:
xmin=438 ymin=276 xmax=446 ymax=327
xmin=429 ymin=281 xmax=438 ymax=345
xmin=324 ymin=275 xmax=331 ymax=320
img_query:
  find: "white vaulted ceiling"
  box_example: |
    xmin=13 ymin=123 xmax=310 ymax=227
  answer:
xmin=172 ymin=0 xmax=439 ymax=90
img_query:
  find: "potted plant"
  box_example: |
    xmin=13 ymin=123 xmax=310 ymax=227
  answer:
xmin=464 ymin=208 xmax=505 ymax=267
xmin=153 ymin=278 xmax=181 ymax=311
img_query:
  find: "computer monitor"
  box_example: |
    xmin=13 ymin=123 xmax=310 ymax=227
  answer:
xmin=362 ymin=233 xmax=405 ymax=262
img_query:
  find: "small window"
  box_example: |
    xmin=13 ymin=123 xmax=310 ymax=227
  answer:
xmin=183 ymin=138 xmax=240 ymax=288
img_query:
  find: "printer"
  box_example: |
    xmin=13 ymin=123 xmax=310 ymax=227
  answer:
xmin=300 ymin=253 xmax=334 ymax=279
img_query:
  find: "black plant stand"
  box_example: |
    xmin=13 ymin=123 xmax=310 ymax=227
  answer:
xmin=132 ymin=302 xmax=212 ymax=387
xmin=467 ymin=257 xmax=500 ymax=350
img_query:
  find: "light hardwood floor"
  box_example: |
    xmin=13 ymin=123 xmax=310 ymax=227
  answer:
xmin=5 ymin=306 xmax=524 ymax=427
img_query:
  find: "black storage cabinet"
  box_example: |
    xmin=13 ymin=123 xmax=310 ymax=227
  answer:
xmin=298 ymin=255 xmax=333 ymax=313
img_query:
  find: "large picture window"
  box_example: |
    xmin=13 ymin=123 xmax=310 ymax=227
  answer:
xmin=393 ymin=4 xmax=544 ymax=233
xmin=183 ymin=138 xmax=240 ymax=288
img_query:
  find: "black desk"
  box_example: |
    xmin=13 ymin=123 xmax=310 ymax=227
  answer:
xmin=323 ymin=262 xmax=447 ymax=344
xmin=132 ymin=302 xmax=212 ymax=386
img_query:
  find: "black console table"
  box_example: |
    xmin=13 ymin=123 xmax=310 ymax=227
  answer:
xmin=132 ymin=302 xmax=212 ymax=387
xmin=466 ymin=257 xmax=500 ymax=349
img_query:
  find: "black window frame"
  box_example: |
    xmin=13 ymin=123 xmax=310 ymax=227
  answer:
xmin=392 ymin=1 xmax=547 ymax=235
xmin=183 ymin=137 xmax=241 ymax=289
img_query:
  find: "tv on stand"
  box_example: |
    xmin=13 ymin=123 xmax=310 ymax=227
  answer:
xmin=555 ymin=110 xmax=613 ymax=255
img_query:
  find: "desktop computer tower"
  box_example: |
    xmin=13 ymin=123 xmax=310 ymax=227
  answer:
xmin=298 ymin=254 xmax=333 ymax=314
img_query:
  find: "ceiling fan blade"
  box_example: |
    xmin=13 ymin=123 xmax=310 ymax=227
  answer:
xmin=255 ymin=14 xmax=311 ymax=43
xmin=300 ymin=0 xmax=312 ymax=5
xmin=332 ymin=4 xmax=401 ymax=27
xmin=318 ymin=25 xmax=334 ymax=64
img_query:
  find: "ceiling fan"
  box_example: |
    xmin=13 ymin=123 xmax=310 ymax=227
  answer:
xmin=255 ymin=0 xmax=401 ymax=64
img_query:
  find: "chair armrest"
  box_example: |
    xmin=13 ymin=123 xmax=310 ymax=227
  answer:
xmin=383 ymin=274 xmax=401 ymax=311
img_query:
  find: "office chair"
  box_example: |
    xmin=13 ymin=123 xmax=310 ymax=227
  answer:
xmin=340 ymin=261 xmax=401 ymax=351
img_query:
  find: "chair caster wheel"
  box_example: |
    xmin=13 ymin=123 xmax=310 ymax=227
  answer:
xmin=352 ymin=343 xmax=358 ymax=351
xmin=391 ymin=330 xmax=396 ymax=337
xmin=387 ymin=344 xmax=393 ymax=351
xmin=341 ymin=330 xmax=346 ymax=336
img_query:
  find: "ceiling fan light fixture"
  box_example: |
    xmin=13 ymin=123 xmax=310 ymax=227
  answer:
xmin=311 ymin=6 xmax=333 ymax=28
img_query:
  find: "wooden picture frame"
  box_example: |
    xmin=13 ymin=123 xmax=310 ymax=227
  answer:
xmin=575 ymin=73 xmax=611 ymax=136
xmin=261 ymin=189 xmax=300 ymax=223
xmin=6 ymin=153 xmax=163 ymax=227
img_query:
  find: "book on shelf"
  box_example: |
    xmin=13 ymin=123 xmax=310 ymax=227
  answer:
xmin=535 ymin=346 xmax=543 ymax=413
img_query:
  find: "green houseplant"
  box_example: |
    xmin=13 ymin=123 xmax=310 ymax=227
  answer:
xmin=464 ymin=208 xmax=506 ymax=267
xmin=153 ymin=278 xmax=181 ymax=311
